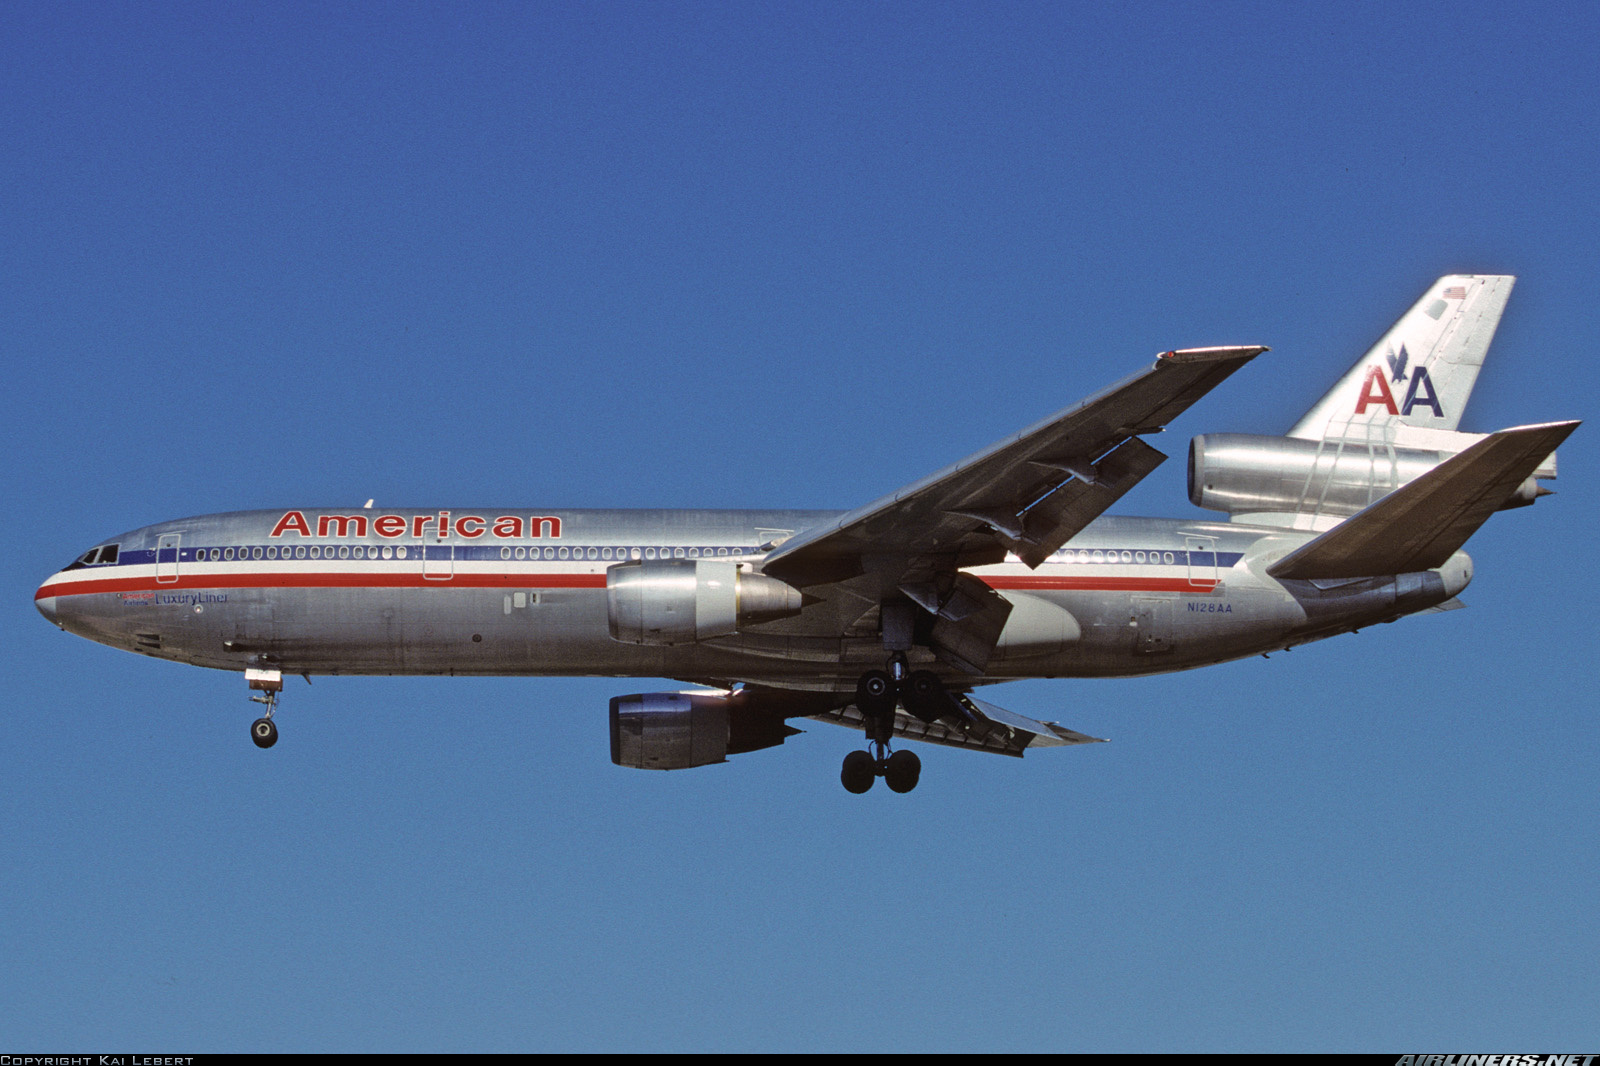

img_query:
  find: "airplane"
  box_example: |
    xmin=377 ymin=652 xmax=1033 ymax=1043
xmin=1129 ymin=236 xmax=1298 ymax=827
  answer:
xmin=35 ymin=275 xmax=1577 ymax=793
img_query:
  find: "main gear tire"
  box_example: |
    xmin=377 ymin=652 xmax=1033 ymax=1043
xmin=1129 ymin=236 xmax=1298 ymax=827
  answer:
xmin=841 ymin=749 xmax=876 ymax=794
xmin=855 ymin=669 xmax=897 ymax=717
xmin=884 ymin=748 xmax=921 ymax=793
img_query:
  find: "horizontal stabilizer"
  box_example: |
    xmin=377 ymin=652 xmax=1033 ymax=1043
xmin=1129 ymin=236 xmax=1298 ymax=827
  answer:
xmin=1268 ymin=420 xmax=1580 ymax=580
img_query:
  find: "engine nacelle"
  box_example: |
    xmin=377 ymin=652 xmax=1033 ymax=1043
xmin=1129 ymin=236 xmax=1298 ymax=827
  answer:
xmin=609 ymin=690 xmax=802 ymax=770
xmin=606 ymin=559 xmax=806 ymax=645
xmin=610 ymin=692 xmax=731 ymax=770
xmin=1189 ymin=433 xmax=1452 ymax=521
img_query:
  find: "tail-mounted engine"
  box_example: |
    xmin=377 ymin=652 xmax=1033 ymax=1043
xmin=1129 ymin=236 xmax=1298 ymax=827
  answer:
xmin=606 ymin=559 xmax=807 ymax=645
xmin=1188 ymin=433 xmax=1551 ymax=523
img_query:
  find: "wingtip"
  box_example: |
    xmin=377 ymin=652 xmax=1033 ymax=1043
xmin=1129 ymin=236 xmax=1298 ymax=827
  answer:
xmin=1158 ymin=345 xmax=1269 ymax=364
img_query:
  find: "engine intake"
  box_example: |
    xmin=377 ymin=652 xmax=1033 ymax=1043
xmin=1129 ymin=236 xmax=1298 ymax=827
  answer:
xmin=606 ymin=559 xmax=806 ymax=645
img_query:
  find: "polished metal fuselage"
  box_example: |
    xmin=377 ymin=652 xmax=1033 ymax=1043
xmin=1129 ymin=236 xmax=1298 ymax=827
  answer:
xmin=35 ymin=507 xmax=1462 ymax=692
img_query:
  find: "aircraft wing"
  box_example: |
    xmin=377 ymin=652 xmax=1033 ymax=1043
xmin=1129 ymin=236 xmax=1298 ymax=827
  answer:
xmin=758 ymin=346 xmax=1264 ymax=671
xmin=761 ymin=346 xmax=1265 ymax=588
xmin=808 ymin=692 xmax=1107 ymax=757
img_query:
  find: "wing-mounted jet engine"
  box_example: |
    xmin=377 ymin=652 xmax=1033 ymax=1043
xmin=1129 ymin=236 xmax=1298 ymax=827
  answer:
xmin=606 ymin=559 xmax=808 ymax=645
xmin=609 ymin=688 xmax=807 ymax=769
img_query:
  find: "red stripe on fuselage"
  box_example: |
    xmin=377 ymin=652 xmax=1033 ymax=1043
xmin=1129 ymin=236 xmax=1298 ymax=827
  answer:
xmin=37 ymin=569 xmax=1218 ymax=599
xmin=985 ymin=575 xmax=1218 ymax=592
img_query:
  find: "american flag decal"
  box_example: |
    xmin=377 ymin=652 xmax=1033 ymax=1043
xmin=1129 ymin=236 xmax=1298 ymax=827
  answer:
xmin=1442 ymin=285 xmax=1467 ymax=299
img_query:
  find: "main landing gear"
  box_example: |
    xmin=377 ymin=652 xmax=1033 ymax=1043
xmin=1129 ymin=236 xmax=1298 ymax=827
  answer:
xmin=247 ymin=668 xmax=282 ymax=749
xmin=840 ymin=654 xmax=937 ymax=794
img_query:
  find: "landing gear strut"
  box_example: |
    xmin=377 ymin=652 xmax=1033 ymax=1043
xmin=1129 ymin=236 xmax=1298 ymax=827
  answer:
xmin=247 ymin=668 xmax=282 ymax=749
xmin=839 ymin=654 xmax=926 ymax=793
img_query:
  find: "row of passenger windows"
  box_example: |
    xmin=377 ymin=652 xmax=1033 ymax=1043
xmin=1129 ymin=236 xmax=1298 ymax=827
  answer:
xmin=497 ymin=545 xmax=750 ymax=561
xmin=201 ymin=544 xmax=403 ymax=561
xmin=1056 ymin=549 xmax=1182 ymax=564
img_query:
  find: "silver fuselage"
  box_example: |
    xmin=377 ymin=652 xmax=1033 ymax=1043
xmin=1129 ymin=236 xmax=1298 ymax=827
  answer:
xmin=34 ymin=507 xmax=1467 ymax=692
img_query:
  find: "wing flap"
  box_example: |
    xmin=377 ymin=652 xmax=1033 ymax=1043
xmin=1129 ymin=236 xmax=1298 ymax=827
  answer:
xmin=1268 ymin=420 xmax=1580 ymax=580
xmin=808 ymin=692 xmax=1106 ymax=757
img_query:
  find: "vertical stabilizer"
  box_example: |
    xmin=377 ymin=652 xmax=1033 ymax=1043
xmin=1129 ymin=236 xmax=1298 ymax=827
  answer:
xmin=1289 ymin=275 xmax=1514 ymax=442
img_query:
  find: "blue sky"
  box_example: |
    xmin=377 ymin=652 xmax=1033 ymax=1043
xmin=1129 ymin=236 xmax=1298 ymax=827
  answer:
xmin=4 ymin=1 xmax=1597 ymax=1051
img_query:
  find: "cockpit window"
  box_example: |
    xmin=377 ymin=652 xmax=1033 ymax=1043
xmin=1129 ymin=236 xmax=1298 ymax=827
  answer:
xmin=65 ymin=544 xmax=121 ymax=570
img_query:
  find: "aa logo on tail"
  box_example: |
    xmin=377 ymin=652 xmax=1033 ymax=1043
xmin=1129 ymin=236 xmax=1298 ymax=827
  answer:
xmin=1355 ymin=344 xmax=1443 ymax=417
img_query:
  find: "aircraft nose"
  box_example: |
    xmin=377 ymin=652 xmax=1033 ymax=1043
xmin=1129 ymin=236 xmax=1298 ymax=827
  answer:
xmin=35 ymin=587 xmax=60 ymax=627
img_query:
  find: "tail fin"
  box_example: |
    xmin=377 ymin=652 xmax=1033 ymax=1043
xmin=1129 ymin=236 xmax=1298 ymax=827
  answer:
xmin=1289 ymin=275 xmax=1514 ymax=443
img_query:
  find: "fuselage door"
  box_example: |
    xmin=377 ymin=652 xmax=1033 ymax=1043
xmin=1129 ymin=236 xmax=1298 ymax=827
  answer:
xmin=156 ymin=533 xmax=181 ymax=584
xmin=1185 ymin=535 xmax=1218 ymax=590
xmin=424 ymin=541 xmax=453 ymax=580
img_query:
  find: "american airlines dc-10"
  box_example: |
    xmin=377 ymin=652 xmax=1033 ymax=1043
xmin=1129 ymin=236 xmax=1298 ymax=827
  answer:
xmin=36 ymin=276 xmax=1577 ymax=792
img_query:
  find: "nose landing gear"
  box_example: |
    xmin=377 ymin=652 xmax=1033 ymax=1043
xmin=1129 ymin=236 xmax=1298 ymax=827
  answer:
xmin=840 ymin=655 xmax=928 ymax=793
xmin=247 ymin=668 xmax=282 ymax=749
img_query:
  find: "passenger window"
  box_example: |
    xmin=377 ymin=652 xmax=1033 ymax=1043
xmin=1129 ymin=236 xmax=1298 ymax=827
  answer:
xmin=397 ymin=546 xmax=407 ymax=559
xmin=501 ymin=547 xmax=511 ymax=560
xmin=645 ymin=547 xmax=656 ymax=559
xmin=339 ymin=545 xmax=349 ymax=559
xmin=631 ymin=548 xmax=641 ymax=560
xmin=224 ymin=548 xmax=235 ymax=561
xmin=674 ymin=547 xmax=685 ymax=558
xmin=543 ymin=547 xmax=553 ymax=559
xmin=382 ymin=545 xmax=393 ymax=559
xmin=586 ymin=547 xmax=597 ymax=560
xmin=515 ymin=546 xmax=526 ymax=560
xmin=601 ymin=547 xmax=613 ymax=560
xmin=558 ymin=547 xmax=569 ymax=560
xmin=295 ymin=546 xmax=307 ymax=559
xmin=353 ymin=546 xmax=365 ymax=559
xmin=267 ymin=546 xmax=278 ymax=559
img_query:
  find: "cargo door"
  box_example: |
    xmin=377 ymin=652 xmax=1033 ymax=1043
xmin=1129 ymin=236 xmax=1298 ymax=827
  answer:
xmin=1133 ymin=596 xmax=1175 ymax=655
